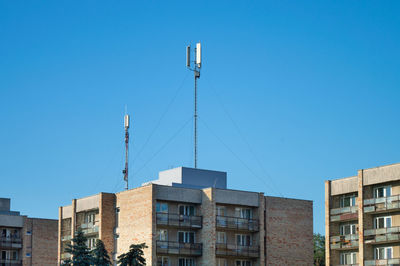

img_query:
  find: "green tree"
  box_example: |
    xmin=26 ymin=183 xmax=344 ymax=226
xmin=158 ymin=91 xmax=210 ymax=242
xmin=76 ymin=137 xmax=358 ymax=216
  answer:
xmin=117 ymin=243 xmax=147 ymax=266
xmin=64 ymin=228 xmax=93 ymax=266
xmin=92 ymin=239 xmax=112 ymax=266
xmin=314 ymin=233 xmax=325 ymax=266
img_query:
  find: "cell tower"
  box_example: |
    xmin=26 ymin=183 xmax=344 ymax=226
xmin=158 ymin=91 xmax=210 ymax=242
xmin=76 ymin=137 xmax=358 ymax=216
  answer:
xmin=186 ymin=42 xmax=202 ymax=168
xmin=122 ymin=114 xmax=130 ymax=190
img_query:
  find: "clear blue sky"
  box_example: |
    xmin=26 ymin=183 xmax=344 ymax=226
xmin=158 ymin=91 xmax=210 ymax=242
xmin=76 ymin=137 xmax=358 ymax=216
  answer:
xmin=1 ymin=1 xmax=399 ymax=234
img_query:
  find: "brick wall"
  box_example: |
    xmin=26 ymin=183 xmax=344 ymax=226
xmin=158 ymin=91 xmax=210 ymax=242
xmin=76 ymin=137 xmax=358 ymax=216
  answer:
xmin=264 ymin=196 xmax=313 ymax=266
xmin=99 ymin=192 xmax=116 ymax=258
xmin=116 ymin=185 xmax=154 ymax=265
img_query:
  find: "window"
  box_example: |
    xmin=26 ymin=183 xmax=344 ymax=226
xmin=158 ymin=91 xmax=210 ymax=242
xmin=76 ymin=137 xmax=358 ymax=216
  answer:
xmin=156 ymin=202 xmax=169 ymax=213
xmin=217 ymin=258 xmax=227 ymax=266
xmin=87 ymin=238 xmax=97 ymax=249
xmin=11 ymin=251 xmax=17 ymax=260
xmin=340 ymin=223 xmax=357 ymax=235
xmin=1 ymin=251 xmax=8 ymax=260
xmin=157 ymin=256 xmax=170 ymax=266
xmin=158 ymin=229 xmax=168 ymax=241
xmin=85 ymin=212 xmax=96 ymax=224
xmin=179 ymin=205 xmax=195 ymax=216
xmin=235 ymin=260 xmax=251 ymax=266
xmin=26 ymin=230 xmax=32 ymax=235
xmin=236 ymin=234 xmax=251 ymax=246
xmin=26 ymin=253 xmax=31 ymax=257
xmin=374 ymin=186 xmax=391 ymax=198
xmin=375 ymin=247 xmax=392 ymax=260
xmin=179 ymin=258 xmax=195 ymax=266
xmin=236 ymin=208 xmax=252 ymax=219
xmin=340 ymin=194 xmax=356 ymax=207
xmin=178 ymin=231 xmax=194 ymax=243
xmin=217 ymin=206 xmax=226 ymax=216
xmin=340 ymin=252 xmax=357 ymax=264
xmin=375 ymin=216 xmax=392 ymax=229
xmin=217 ymin=232 xmax=226 ymax=244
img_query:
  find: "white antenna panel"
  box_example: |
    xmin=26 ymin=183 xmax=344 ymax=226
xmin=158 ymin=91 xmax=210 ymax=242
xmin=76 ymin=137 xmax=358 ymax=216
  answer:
xmin=196 ymin=43 xmax=201 ymax=68
xmin=124 ymin=114 xmax=130 ymax=129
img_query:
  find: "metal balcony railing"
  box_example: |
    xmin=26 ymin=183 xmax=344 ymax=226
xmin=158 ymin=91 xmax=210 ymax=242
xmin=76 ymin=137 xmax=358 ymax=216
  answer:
xmin=330 ymin=206 xmax=358 ymax=222
xmin=364 ymin=226 xmax=400 ymax=244
xmin=78 ymin=223 xmax=99 ymax=235
xmin=0 ymin=237 xmax=22 ymax=249
xmin=156 ymin=241 xmax=202 ymax=256
xmin=216 ymin=216 xmax=259 ymax=232
xmin=156 ymin=213 xmax=202 ymax=229
xmin=364 ymin=195 xmax=400 ymax=213
xmin=0 ymin=259 xmax=22 ymax=266
xmin=330 ymin=235 xmax=359 ymax=250
xmin=365 ymin=258 xmax=400 ymax=266
xmin=215 ymin=243 xmax=259 ymax=258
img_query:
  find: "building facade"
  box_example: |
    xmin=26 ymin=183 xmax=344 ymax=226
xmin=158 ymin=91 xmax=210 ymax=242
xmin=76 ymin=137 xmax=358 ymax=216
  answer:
xmin=325 ymin=162 xmax=400 ymax=266
xmin=0 ymin=198 xmax=58 ymax=266
xmin=59 ymin=167 xmax=313 ymax=266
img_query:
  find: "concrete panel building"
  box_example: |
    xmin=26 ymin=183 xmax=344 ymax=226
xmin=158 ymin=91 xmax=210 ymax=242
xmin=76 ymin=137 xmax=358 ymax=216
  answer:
xmin=59 ymin=167 xmax=313 ymax=266
xmin=0 ymin=198 xmax=58 ymax=266
xmin=325 ymin=162 xmax=400 ymax=266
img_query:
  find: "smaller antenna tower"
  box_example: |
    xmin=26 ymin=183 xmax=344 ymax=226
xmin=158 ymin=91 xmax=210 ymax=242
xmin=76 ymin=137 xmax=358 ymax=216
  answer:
xmin=123 ymin=114 xmax=130 ymax=190
xmin=186 ymin=42 xmax=202 ymax=168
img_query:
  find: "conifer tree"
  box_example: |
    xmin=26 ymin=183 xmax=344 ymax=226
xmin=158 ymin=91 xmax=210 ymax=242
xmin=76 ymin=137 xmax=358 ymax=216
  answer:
xmin=117 ymin=243 xmax=147 ymax=266
xmin=92 ymin=239 xmax=112 ymax=266
xmin=64 ymin=228 xmax=93 ymax=266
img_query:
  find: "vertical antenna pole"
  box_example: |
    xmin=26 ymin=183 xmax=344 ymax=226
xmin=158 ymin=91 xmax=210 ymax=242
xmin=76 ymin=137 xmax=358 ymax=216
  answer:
xmin=194 ymin=69 xmax=198 ymax=169
xmin=123 ymin=114 xmax=130 ymax=190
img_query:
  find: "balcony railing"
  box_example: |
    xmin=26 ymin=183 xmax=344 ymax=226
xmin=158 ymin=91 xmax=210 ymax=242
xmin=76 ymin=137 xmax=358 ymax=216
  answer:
xmin=61 ymin=235 xmax=72 ymax=241
xmin=330 ymin=235 xmax=359 ymax=250
xmin=364 ymin=226 xmax=400 ymax=244
xmin=0 ymin=259 xmax=22 ymax=266
xmin=156 ymin=213 xmax=202 ymax=229
xmin=216 ymin=216 xmax=259 ymax=232
xmin=364 ymin=195 xmax=400 ymax=213
xmin=78 ymin=223 xmax=99 ymax=235
xmin=215 ymin=243 xmax=259 ymax=258
xmin=61 ymin=253 xmax=72 ymax=259
xmin=156 ymin=241 xmax=202 ymax=256
xmin=330 ymin=206 xmax=358 ymax=222
xmin=0 ymin=237 xmax=22 ymax=249
xmin=365 ymin=258 xmax=400 ymax=265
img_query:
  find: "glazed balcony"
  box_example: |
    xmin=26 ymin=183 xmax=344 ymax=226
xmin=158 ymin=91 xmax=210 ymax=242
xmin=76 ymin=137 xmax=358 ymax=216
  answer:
xmin=0 ymin=237 xmax=22 ymax=249
xmin=330 ymin=206 xmax=358 ymax=222
xmin=0 ymin=259 xmax=22 ymax=266
xmin=79 ymin=222 xmax=99 ymax=235
xmin=156 ymin=241 xmax=202 ymax=256
xmin=216 ymin=216 xmax=259 ymax=232
xmin=215 ymin=243 xmax=259 ymax=258
xmin=365 ymin=258 xmax=400 ymax=265
xmin=156 ymin=213 xmax=202 ymax=229
xmin=364 ymin=226 xmax=400 ymax=244
xmin=364 ymin=195 xmax=400 ymax=213
xmin=330 ymin=235 xmax=359 ymax=250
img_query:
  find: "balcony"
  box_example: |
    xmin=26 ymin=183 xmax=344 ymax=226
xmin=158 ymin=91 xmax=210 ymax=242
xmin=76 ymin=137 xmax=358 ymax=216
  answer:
xmin=156 ymin=241 xmax=202 ymax=256
xmin=0 ymin=237 xmax=22 ymax=249
xmin=364 ymin=195 xmax=400 ymax=213
xmin=61 ymin=253 xmax=71 ymax=259
xmin=61 ymin=235 xmax=72 ymax=241
xmin=330 ymin=206 xmax=358 ymax=222
xmin=365 ymin=258 xmax=400 ymax=265
xmin=364 ymin=226 xmax=400 ymax=244
xmin=216 ymin=216 xmax=259 ymax=232
xmin=79 ymin=222 xmax=99 ymax=235
xmin=330 ymin=235 xmax=359 ymax=250
xmin=215 ymin=243 xmax=259 ymax=258
xmin=0 ymin=259 xmax=22 ymax=266
xmin=156 ymin=213 xmax=202 ymax=229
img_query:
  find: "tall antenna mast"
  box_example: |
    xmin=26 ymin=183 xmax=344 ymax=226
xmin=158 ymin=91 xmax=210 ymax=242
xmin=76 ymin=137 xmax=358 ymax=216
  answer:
xmin=123 ymin=114 xmax=130 ymax=190
xmin=186 ymin=42 xmax=202 ymax=168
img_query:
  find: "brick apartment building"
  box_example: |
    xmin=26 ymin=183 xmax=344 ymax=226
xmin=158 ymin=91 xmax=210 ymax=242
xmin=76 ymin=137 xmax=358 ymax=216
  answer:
xmin=0 ymin=198 xmax=58 ymax=266
xmin=58 ymin=167 xmax=313 ymax=266
xmin=325 ymin=162 xmax=400 ymax=266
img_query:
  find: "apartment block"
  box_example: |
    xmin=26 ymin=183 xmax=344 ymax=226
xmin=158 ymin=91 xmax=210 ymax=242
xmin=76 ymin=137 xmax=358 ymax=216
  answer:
xmin=59 ymin=167 xmax=313 ymax=266
xmin=326 ymin=162 xmax=400 ymax=266
xmin=0 ymin=198 xmax=58 ymax=266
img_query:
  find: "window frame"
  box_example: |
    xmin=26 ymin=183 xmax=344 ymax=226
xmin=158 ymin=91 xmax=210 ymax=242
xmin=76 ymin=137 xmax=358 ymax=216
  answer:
xmin=340 ymin=252 xmax=357 ymax=264
xmin=374 ymin=185 xmax=392 ymax=198
xmin=374 ymin=216 xmax=392 ymax=229
xmin=156 ymin=202 xmax=169 ymax=213
xmin=178 ymin=231 xmax=195 ymax=244
xmin=374 ymin=246 xmax=393 ymax=260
